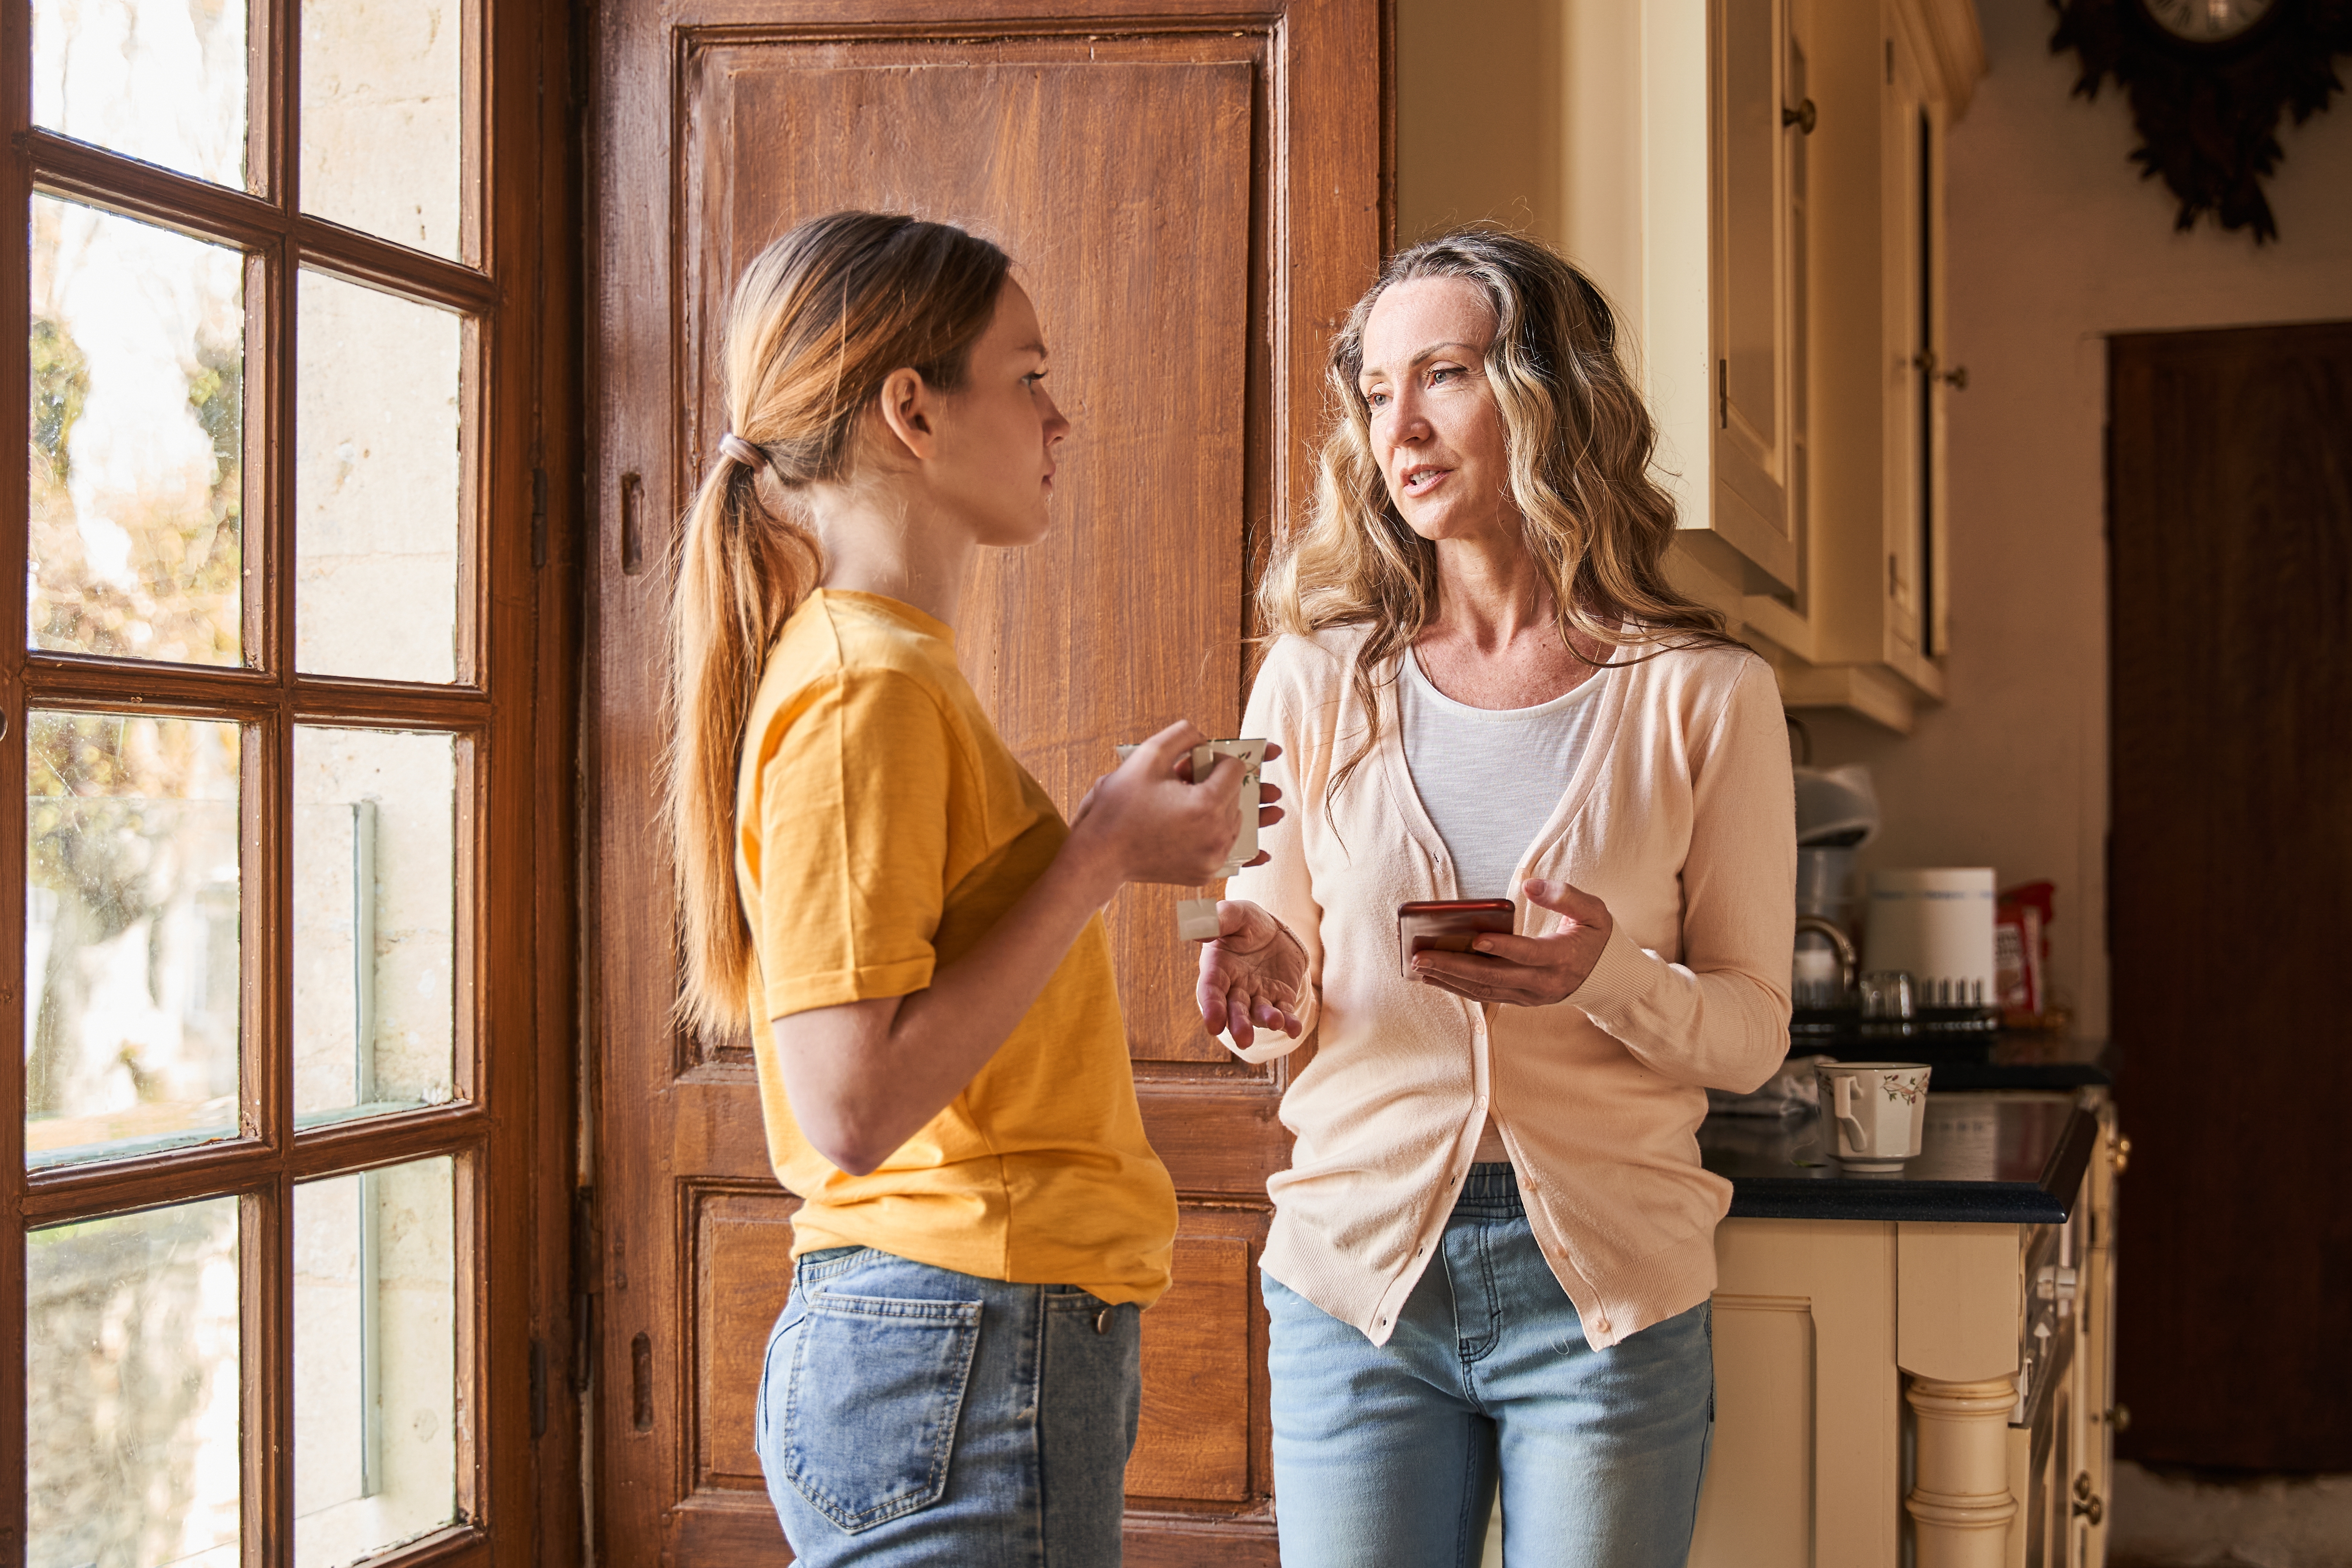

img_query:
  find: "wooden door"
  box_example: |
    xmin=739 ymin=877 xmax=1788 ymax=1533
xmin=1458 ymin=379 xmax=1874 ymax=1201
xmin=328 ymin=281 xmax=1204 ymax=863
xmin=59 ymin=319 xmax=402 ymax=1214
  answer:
xmin=584 ymin=3 xmax=1381 ymax=1561
xmin=2108 ymin=321 xmax=2352 ymax=1469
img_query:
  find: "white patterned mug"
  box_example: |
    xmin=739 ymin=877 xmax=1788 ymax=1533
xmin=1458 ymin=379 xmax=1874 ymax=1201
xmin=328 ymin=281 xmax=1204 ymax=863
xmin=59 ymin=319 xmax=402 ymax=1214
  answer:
xmin=1814 ymin=1062 xmax=1933 ymax=1171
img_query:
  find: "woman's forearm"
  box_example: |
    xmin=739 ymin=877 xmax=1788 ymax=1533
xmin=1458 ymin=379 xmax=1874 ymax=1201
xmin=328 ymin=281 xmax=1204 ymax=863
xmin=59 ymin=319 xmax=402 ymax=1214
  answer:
xmin=770 ymin=834 xmax=1124 ymax=1175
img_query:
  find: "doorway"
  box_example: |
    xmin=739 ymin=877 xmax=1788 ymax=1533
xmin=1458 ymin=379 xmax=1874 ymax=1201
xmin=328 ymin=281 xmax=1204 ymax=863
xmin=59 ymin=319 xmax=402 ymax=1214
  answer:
xmin=2108 ymin=320 xmax=2352 ymax=1470
xmin=581 ymin=2 xmax=1384 ymax=1560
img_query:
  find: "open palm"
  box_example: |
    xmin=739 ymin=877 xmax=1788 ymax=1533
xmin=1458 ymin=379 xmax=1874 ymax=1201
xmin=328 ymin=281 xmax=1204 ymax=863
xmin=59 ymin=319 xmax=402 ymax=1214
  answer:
xmin=1196 ymin=899 xmax=1310 ymax=1049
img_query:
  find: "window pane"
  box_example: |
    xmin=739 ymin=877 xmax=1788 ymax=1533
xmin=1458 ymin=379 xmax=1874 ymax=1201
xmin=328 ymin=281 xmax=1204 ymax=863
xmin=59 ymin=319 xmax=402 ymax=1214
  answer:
xmin=301 ymin=0 xmax=462 ymax=257
xmin=294 ymin=729 xmax=456 ymax=1125
xmin=27 ymin=712 xmax=241 ymax=1169
xmin=296 ymin=271 xmax=461 ymax=682
xmin=296 ymin=1158 xmax=458 ymax=1566
xmin=33 ymin=0 xmax=249 ymax=189
xmin=29 ymin=197 xmax=245 ymax=667
xmin=29 ymin=1197 xmax=241 ymax=1568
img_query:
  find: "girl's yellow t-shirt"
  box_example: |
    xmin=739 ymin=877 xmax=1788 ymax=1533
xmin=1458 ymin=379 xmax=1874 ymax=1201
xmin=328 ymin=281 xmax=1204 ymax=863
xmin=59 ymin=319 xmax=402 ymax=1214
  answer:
xmin=735 ymin=589 xmax=1176 ymax=1305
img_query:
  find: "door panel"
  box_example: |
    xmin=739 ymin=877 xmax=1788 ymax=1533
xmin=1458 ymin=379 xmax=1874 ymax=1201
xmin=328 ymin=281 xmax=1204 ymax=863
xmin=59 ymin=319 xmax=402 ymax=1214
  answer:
xmin=693 ymin=1188 xmax=802 ymax=1491
xmin=588 ymin=4 xmax=1380 ymax=1562
xmin=1129 ymin=1226 xmax=1261 ymax=1503
xmin=681 ymin=37 xmax=1262 ymax=1071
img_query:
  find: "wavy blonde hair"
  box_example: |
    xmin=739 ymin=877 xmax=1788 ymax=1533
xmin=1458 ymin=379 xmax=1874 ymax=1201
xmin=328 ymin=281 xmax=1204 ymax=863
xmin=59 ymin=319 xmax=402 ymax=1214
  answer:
xmin=667 ymin=212 xmax=1009 ymax=1034
xmin=1260 ymin=227 xmax=1738 ymax=801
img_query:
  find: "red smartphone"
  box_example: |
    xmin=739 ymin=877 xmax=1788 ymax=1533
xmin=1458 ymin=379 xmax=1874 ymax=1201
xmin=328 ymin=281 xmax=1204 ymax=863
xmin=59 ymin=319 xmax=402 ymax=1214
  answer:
xmin=1397 ymin=898 xmax=1517 ymax=979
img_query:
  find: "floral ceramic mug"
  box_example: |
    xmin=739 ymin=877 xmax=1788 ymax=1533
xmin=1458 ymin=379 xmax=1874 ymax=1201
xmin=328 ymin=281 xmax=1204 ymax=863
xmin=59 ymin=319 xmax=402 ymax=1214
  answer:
xmin=1813 ymin=1062 xmax=1933 ymax=1171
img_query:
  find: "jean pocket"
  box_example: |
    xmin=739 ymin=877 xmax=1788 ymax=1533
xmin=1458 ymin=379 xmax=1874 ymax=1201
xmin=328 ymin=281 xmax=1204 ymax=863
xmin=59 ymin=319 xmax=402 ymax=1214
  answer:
xmin=782 ymin=1290 xmax=983 ymax=1534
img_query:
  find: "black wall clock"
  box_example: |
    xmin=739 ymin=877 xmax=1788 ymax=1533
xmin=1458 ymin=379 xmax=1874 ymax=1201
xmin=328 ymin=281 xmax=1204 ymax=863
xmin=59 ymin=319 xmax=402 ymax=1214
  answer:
xmin=2050 ymin=0 xmax=2352 ymax=241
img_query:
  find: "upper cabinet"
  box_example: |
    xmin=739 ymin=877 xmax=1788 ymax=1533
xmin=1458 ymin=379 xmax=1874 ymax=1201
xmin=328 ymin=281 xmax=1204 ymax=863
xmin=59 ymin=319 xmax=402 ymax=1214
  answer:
xmin=1510 ymin=0 xmax=1985 ymax=732
xmin=1712 ymin=0 xmax=1802 ymax=593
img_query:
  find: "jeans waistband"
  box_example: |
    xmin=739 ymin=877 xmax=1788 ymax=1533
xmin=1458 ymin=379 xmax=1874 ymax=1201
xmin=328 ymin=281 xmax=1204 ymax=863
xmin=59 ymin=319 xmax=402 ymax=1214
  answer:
xmin=1451 ymin=1161 xmax=1524 ymax=1221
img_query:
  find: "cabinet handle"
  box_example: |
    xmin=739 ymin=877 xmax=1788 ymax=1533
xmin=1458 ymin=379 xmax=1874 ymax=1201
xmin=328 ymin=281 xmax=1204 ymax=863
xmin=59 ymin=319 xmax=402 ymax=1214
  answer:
xmin=1782 ymin=98 xmax=1818 ymax=134
xmin=2072 ymin=1472 xmax=2105 ymax=1526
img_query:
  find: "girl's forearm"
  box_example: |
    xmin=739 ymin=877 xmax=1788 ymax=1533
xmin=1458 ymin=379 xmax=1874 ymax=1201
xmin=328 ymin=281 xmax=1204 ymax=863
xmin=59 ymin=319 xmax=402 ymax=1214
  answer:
xmin=771 ymin=832 xmax=1124 ymax=1174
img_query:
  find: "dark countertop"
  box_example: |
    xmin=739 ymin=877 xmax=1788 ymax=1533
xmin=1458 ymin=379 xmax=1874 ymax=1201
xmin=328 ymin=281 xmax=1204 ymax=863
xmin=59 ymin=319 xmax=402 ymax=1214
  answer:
xmin=1703 ymin=1049 xmax=2106 ymax=1224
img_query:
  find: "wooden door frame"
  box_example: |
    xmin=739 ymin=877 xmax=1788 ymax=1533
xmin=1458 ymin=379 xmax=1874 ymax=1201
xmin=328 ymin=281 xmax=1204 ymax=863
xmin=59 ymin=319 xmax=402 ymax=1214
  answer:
xmin=511 ymin=0 xmax=589 ymax=1560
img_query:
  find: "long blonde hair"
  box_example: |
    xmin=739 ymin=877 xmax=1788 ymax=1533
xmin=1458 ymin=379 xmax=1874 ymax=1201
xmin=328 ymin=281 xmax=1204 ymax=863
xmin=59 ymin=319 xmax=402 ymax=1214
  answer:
xmin=1260 ymin=228 xmax=1737 ymax=801
xmin=668 ymin=212 xmax=1010 ymax=1034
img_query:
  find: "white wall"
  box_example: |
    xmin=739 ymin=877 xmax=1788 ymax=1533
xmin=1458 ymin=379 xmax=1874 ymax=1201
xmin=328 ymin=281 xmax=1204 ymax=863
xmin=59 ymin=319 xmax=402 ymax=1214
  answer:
xmin=1800 ymin=0 xmax=2352 ymax=1041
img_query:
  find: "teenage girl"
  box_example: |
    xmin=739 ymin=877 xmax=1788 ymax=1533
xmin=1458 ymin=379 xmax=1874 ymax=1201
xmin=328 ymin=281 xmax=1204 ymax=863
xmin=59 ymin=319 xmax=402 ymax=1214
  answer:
xmin=667 ymin=210 xmax=1280 ymax=1567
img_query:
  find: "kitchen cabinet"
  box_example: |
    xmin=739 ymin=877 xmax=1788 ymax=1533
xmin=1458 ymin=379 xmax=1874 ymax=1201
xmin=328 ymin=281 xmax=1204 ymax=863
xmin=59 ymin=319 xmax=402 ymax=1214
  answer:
xmin=1743 ymin=0 xmax=1982 ymax=731
xmin=1548 ymin=0 xmax=1806 ymax=600
xmin=1746 ymin=0 xmax=1984 ymax=733
xmin=1545 ymin=0 xmax=1983 ymax=733
xmin=1709 ymin=0 xmax=1804 ymax=591
xmin=1688 ymin=1090 xmax=2123 ymax=1568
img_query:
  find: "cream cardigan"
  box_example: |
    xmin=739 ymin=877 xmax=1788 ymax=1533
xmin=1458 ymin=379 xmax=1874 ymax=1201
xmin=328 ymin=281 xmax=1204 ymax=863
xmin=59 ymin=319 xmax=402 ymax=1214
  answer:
xmin=1225 ymin=626 xmax=1795 ymax=1350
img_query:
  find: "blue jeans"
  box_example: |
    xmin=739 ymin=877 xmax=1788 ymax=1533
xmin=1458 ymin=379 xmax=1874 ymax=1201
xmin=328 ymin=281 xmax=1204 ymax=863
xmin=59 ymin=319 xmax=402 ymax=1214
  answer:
xmin=1263 ymin=1165 xmax=1714 ymax=1568
xmin=755 ymin=1245 xmax=1142 ymax=1567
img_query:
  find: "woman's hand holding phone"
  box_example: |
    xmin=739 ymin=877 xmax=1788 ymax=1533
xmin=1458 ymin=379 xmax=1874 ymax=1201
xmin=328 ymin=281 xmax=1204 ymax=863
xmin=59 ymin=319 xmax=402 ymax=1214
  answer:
xmin=1195 ymin=899 xmax=1309 ymax=1047
xmin=1068 ymin=721 xmax=1286 ymax=888
xmin=1410 ymin=878 xmax=1615 ymax=1007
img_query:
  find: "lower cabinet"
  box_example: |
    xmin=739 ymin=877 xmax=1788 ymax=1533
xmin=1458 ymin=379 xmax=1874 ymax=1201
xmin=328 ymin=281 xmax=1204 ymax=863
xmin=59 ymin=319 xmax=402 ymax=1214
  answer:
xmin=1687 ymin=1098 xmax=2121 ymax=1568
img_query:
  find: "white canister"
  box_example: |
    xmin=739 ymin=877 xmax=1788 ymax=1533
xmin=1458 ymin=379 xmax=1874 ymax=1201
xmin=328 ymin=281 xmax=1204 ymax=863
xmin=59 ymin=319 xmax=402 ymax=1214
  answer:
xmin=1865 ymin=867 xmax=1997 ymax=1006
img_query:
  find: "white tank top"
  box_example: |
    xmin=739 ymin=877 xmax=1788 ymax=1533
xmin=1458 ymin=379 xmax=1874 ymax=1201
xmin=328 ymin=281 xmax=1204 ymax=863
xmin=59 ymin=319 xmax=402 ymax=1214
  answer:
xmin=1396 ymin=648 xmax=1604 ymax=900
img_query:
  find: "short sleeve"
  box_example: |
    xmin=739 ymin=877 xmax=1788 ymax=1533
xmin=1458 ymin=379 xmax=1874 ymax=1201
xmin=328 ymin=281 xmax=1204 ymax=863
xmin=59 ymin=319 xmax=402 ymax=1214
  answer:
xmin=751 ymin=668 xmax=957 ymax=1020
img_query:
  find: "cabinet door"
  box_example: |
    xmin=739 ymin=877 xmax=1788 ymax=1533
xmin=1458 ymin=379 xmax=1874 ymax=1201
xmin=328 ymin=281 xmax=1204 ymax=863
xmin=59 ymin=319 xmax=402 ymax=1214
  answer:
xmin=1711 ymin=0 xmax=1798 ymax=589
xmin=1881 ymin=11 xmax=1933 ymax=662
xmin=1739 ymin=0 xmax=1818 ymax=658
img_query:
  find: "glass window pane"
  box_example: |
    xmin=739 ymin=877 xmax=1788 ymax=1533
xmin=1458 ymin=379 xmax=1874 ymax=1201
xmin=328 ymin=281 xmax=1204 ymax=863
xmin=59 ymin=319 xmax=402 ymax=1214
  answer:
xmin=296 ymin=1157 xmax=457 ymax=1566
xmin=294 ymin=729 xmax=456 ymax=1125
xmin=29 ymin=197 xmax=246 ymax=667
xmin=29 ymin=1197 xmax=242 ymax=1568
xmin=296 ymin=271 xmax=461 ymax=683
xmin=27 ymin=712 xmax=241 ymax=1169
xmin=33 ymin=0 xmax=249 ymax=189
xmin=301 ymin=0 xmax=462 ymax=257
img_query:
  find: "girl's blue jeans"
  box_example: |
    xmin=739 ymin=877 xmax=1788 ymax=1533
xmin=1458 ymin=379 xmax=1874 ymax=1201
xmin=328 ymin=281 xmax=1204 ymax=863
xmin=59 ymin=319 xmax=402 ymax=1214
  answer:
xmin=1263 ymin=1163 xmax=1715 ymax=1568
xmin=755 ymin=1245 xmax=1140 ymax=1567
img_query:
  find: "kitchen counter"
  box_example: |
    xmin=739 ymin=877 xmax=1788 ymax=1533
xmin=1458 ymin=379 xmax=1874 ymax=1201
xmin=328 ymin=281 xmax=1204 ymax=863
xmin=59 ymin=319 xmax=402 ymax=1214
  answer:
xmin=1702 ymin=1091 xmax=2102 ymax=1223
xmin=1690 ymin=1061 xmax=2126 ymax=1568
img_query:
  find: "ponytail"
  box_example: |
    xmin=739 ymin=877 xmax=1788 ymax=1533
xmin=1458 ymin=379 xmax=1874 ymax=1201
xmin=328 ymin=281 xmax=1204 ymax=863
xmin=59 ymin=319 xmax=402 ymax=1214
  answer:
xmin=667 ymin=212 xmax=1010 ymax=1034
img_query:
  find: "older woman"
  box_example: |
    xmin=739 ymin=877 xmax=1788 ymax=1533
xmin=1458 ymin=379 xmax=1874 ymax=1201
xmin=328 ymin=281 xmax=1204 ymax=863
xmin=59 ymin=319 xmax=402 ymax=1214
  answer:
xmin=1197 ymin=229 xmax=1794 ymax=1567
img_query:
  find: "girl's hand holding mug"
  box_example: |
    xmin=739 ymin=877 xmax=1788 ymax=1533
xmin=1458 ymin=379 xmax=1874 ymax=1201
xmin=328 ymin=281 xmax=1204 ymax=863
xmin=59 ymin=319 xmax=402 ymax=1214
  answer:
xmin=1410 ymin=878 xmax=1613 ymax=1006
xmin=1069 ymin=722 xmax=1286 ymax=887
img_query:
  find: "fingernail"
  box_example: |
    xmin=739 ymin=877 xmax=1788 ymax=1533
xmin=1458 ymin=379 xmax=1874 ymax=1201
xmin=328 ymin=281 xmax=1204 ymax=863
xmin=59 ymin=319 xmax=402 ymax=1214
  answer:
xmin=1472 ymin=940 xmax=1491 ymax=953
